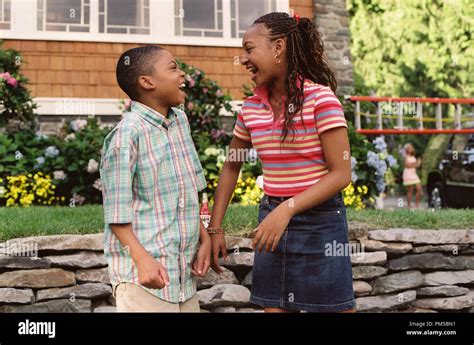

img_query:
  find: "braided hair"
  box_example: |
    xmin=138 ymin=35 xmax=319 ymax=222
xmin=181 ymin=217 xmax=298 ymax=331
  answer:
xmin=253 ymin=12 xmax=337 ymax=142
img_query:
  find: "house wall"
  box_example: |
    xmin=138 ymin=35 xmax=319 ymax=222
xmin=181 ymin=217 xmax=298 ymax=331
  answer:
xmin=3 ymin=0 xmax=316 ymax=102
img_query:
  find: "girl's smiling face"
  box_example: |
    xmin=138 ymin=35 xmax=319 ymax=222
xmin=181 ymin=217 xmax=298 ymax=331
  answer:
xmin=240 ymin=24 xmax=287 ymax=88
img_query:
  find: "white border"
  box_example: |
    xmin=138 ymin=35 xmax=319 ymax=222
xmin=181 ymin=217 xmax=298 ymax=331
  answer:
xmin=0 ymin=0 xmax=290 ymax=47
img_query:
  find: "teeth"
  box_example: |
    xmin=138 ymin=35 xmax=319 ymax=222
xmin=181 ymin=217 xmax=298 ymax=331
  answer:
xmin=179 ymin=83 xmax=185 ymax=88
xmin=247 ymin=67 xmax=258 ymax=74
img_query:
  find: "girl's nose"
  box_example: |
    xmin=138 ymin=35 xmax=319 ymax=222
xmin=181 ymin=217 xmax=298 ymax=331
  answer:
xmin=239 ymin=52 xmax=248 ymax=65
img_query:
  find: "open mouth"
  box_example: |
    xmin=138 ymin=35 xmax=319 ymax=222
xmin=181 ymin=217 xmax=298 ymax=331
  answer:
xmin=178 ymin=82 xmax=186 ymax=92
xmin=247 ymin=66 xmax=259 ymax=80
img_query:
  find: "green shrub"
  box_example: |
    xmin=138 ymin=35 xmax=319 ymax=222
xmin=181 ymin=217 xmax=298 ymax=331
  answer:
xmin=0 ymin=41 xmax=36 ymax=129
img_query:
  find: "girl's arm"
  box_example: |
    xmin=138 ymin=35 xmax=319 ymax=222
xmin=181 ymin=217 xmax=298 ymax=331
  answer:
xmin=253 ymin=127 xmax=352 ymax=253
xmin=284 ymin=127 xmax=352 ymax=215
xmin=209 ymin=136 xmax=252 ymax=273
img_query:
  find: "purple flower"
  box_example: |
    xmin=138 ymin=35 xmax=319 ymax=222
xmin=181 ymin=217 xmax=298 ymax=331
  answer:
xmin=211 ymin=128 xmax=227 ymax=140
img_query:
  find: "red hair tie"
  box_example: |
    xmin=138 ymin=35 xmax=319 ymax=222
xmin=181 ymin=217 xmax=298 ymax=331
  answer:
xmin=293 ymin=14 xmax=300 ymax=24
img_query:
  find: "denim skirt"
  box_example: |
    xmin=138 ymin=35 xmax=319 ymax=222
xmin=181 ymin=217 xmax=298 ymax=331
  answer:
xmin=250 ymin=192 xmax=355 ymax=312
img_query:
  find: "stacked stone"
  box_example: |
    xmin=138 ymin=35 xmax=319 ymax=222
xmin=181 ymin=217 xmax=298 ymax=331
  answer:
xmin=351 ymin=226 xmax=474 ymax=313
xmin=0 ymin=234 xmax=113 ymax=312
xmin=1 ymin=226 xmax=473 ymax=313
xmin=0 ymin=234 xmax=259 ymax=313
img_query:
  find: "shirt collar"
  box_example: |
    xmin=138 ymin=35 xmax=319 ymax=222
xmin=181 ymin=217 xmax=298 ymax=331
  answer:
xmin=130 ymin=101 xmax=177 ymax=128
xmin=252 ymin=76 xmax=306 ymax=107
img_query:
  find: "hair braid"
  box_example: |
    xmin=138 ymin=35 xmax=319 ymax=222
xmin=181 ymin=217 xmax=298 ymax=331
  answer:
xmin=253 ymin=12 xmax=337 ymax=143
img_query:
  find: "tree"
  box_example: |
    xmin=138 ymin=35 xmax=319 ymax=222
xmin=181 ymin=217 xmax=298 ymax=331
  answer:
xmin=348 ymin=0 xmax=473 ymax=98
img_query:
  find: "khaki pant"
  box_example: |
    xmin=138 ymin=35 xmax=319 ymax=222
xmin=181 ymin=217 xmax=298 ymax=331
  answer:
xmin=115 ymin=282 xmax=200 ymax=312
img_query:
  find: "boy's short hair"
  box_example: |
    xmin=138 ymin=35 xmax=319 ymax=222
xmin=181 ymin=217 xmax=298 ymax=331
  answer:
xmin=116 ymin=45 xmax=164 ymax=101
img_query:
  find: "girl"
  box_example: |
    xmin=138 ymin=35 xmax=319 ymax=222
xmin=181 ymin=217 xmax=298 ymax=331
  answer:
xmin=403 ymin=143 xmax=422 ymax=209
xmin=207 ymin=12 xmax=355 ymax=313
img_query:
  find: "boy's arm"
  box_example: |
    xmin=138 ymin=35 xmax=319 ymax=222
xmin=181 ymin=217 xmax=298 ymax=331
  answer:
xmin=110 ymin=223 xmax=169 ymax=289
xmin=100 ymin=127 xmax=168 ymax=289
xmin=192 ymin=219 xmax=211 ymax=277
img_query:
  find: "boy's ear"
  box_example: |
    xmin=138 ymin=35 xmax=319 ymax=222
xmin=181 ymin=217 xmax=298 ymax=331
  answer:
xmin=137 ymin=75 xmax=156 ymax=91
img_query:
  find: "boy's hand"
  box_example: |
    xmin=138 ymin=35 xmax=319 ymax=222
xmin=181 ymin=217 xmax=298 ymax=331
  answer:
xmin=252 ymin=204 xmax=291 ymax=253
xmin=210 ymin=234 xmax=228 ymax=274
xmin=135 ymin=252 xmax=170 ymax=289
xmin=192 ymin=233 xmax=211 ymax=277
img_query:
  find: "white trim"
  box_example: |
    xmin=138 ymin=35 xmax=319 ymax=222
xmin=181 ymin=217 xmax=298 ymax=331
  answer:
xmin=34 ymin=97 xmax=242 ymax=117
xmin=0 ymin=0 xmax=290 ymax=47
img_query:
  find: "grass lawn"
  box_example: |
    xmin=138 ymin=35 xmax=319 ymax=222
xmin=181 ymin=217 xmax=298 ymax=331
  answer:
xmin=0 ymin=205 xmax=473 ymax=242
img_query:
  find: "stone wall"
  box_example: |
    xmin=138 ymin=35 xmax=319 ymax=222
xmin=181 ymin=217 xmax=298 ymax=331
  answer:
xmin=313 ymin=0 xmax=354 ymax=96
xmin=1 ymin=226 xmax=473 ymax=313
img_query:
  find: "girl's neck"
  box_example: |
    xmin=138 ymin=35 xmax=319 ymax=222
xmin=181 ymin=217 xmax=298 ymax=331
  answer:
xmin=268 ymin=78 xmax=287 ymax=103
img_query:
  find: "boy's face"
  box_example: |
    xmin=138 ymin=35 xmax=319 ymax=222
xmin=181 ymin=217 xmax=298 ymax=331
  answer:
xmin=139 ymin=50 xmax=186 ymax=108
xmin=240 ymin=24 xmax=286 ymax=88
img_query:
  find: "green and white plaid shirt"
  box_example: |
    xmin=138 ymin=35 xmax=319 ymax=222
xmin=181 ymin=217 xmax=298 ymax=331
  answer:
xmin=100 ymin=101 xmax=206 ymax=303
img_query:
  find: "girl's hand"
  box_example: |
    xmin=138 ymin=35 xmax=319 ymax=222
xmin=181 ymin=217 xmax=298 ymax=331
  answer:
xmin=192 ymin=234 xmax=211 ymax=277
xmin=252 ymin=205 xmax=292 ymax=253
xmin=210 ymin=233 xmax=228 ymax=274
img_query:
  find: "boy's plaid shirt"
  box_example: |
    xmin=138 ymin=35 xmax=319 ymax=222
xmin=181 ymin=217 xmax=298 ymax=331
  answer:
xmin=99 ymin=101 xmax=207 ymax=303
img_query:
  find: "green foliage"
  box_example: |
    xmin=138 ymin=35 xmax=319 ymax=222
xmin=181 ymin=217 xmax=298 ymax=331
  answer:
xmin=0 ymin=41 xmax=36 ymax=128
xmin=347 ymin=121 xmax=378 ymax=202
xmin=348 ymin=0 xmax=473 ymax=98
xmin=177 ymin=61 xmax=236 ymax=153
xmin=0 ymin=117 xmax=109 ymax=205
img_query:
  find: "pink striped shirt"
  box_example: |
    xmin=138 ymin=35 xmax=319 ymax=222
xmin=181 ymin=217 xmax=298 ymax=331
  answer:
xmin=233 ymin=80 xmax=348 ymax=196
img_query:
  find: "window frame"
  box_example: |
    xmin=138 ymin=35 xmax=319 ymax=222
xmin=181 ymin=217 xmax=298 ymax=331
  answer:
xmin=0 ymin=0 xmax=11 ymax=30
xmin=0 ymin=0 xmax=289 ymax=47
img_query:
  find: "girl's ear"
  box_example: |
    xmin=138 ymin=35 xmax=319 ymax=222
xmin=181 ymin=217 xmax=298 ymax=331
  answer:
xmin=273 ymin=37 xmax=286 ymax=57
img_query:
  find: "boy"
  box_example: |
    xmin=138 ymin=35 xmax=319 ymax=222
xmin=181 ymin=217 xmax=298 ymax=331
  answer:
xmin=99 ymin=45 xmax=211 ymax=312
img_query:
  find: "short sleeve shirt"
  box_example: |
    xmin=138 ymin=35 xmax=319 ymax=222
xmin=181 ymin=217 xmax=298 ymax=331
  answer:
xmin=233 ymin=80 xmax=348 ymax=197
xmin=100 ymin=101 xmax=206 ymax=303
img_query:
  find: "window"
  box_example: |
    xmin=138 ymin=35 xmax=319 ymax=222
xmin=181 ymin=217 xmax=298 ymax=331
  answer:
xmin=37 ymin=0 xmax=90 ymax=32
xmin=175 ymin=0 xmax=223 ymax=37
xmin=0 ymin=0 xmax=10 ymax=30
xmin=99 ymin=0 xmax=150 ymax=35
xmin=230 ymin=0 xmax=276 ymax=38
xmin=1 ymin=0 xmax=289 ymax=46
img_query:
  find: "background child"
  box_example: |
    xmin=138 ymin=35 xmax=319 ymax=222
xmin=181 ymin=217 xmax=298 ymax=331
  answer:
xmin=208 ymin=12 xmax=355 ymax=313
xmin=100 ymin=45 xmax=210 ymax=312
xmin=403 ymin=143 xmax=423 ymax=209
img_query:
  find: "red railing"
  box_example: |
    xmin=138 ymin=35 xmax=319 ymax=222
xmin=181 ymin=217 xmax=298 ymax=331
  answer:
xmin=345 ymin=96 xmax=474 ymax=134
